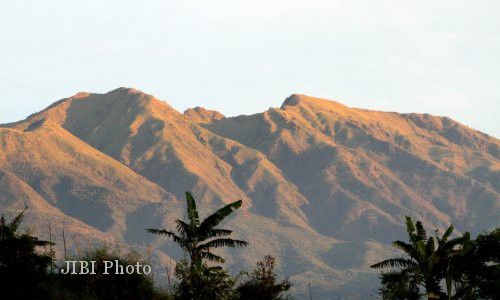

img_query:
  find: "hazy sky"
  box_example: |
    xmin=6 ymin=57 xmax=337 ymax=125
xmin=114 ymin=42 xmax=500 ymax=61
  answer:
xmin=1 ymin=0 xmax=499 ymax=137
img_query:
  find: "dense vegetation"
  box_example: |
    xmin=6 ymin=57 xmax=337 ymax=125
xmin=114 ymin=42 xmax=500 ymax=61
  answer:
xmin=0 ymin=208 xmax=169 ymax=299
xmin=0 ymin=207 xmax=54 ymax=299
xmin=52 ymin=247 xmax=169 ymax=299
xmin=1 ymin=198 xmax=497 ymax=299
xmin=371 ymin=216 xmax=499 ymax=300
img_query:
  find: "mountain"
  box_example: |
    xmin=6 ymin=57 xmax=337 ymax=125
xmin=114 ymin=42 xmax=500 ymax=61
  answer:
xmin=1 ymin=88 xmax=498 ymax=298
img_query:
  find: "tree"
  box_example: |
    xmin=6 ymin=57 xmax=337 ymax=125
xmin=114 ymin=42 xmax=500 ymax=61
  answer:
xmin=371 ymin=216 xmax=467 ymax=300
xmin=377 ymin=271 xmax=420 ymax=300
xmin=237 ymin=255 xmax=292 ymax=300
xmin=449 ymin=228 xmax=499 ymax=299
xmin=146 ymin=192 xmax=248 ymax=300
xmin=0 ymin=208 xmax=54 ymax=299
xmin=174 ymin=259 xmax=237 ymax=300
xmin=147 ymin=192 xmax=248 ymax=268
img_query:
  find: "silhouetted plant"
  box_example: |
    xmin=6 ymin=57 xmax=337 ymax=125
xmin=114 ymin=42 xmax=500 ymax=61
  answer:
xmin=174 ymin=259 xmax=237 ymax=300
xmin=447 ymin=228 xmax=499 ymax=299
xmin=0 ymin=207 xmax=54 ymax=299
xmin=147 ymin=191 xmax=247 ymax=299
xmin=147 ymin=191 xmax=248 ymax=268
xmin=371 ymin=216 xmax=468 ymax=300
xmin=237 ymin=255 xmax=292 ymax=300
xmin=54 ymin=246 xmax=171 ymax=300
xmin=377 ymin=271 xmax=420 ymax=300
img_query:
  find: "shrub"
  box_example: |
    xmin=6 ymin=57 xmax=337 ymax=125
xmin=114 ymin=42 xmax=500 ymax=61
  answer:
xmin=173 ymin=259 xmax=237 ymax=300
xmin=237 ymin=255 xmax=292 ymax=300
xmin=53 ymin=246 xmax=172 ymax=300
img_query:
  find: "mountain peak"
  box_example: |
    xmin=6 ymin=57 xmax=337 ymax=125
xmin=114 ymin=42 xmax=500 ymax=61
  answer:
xmin=184 ymin=107 xmax=225 ymax=123
xmin=107 ymin=87 xmax=144 ymax=95
xmin=280 ymin=94 xmax=308 ymax=108
xmin=71 ymin=92 xmax=91 ymax=99
xmin=280 ymin=94 xmax=347 ymax=110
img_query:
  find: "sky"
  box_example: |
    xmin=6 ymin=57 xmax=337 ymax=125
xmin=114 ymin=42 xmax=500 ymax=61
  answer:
xmin=0 ymin=0 xmax=499 ymax=137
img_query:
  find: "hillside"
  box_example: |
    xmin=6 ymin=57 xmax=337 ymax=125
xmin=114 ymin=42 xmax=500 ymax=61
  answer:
xmin=1 ymin=88 xmax=498 ymax=299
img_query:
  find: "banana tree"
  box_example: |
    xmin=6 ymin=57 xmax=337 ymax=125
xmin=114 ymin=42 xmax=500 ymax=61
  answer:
xmin=147 ymin=192 xmax=248 ymax=268
xmin=371 ymin=216 xmax=467 ymax=300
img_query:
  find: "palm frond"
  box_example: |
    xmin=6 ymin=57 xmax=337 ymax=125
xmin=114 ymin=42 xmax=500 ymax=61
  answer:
xmin=205 ymin=228 xmax=233 ymax=238
xmin=199 ymin=200 xmax=242 ymax=235
xmin=371 ymin=258 xmax=417 ymax=269
xmin=200 ymin=251 xmax=225 ymax=263
xmin=425 ymin=237 xmax=435 ymax=256
xmin=185 ymin=192 xmax=200 ymax=227
xmin=9 ymin=207 xmax=27 ymax=232
xmin=461 ymin=232 xmax=473 ymax=253
xmin=146 ymin=228 xmax=170 ymax=235
xmin=175 ymin=219 xmax=192 ymax=238
xmin=196 ymin=238 xmax=248 ymax=251
xmin=392 ymin=241 xmax=416 ymax=257
xmin=415 ymin=221 xmax=428 ymax=242
xmin=441 ymin=224 xmax=454 ymax=244
xmin=405 ymin=216 xmax=416 ymax=236
xmin=437 ymin=236 xmax=466 ymax=255
xmin=416 ymin=240 xmax=427 ymax=259
xmin=146 ymin=228 xmax=183 ymax=244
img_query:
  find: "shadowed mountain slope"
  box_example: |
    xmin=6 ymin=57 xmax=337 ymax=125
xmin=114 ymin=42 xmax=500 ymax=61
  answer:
xmin=205 ymin=94 xmax=499 ymax=237
xmin=1 ymin=89 xmax=498 ymax=299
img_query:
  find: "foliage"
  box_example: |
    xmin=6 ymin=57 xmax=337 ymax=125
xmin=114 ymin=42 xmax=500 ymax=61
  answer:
xmin=0 ymin=208 xmax=54 ymax=299
xmin=237 ymin=255 xmax=292 ymax=300
xmin=174 ymin=259 xmax=237 ymax=300
xmin=147 ymin=191 xmax=248 ymax=299
xmin=372 ymin=216 xmax=499 ymax=300
xmin=448 ymin=228 xmax=499 ymax=299
xmin=377 ymin=271 xmax=420 ymax=300
xmin=53 ymin=246 xmax=172 ymax=300
xmin=5 ymin=199 xmax=494 ymax=300
xmin=147 ymin=191 xmax=248 ymax=268
xmin=1 ymin=208 xmax=172 ymax=300
xmin=371 ymin=216 xmax=468 ymax=299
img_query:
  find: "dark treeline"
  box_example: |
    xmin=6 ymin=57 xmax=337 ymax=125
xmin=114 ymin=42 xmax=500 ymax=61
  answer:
xmin=1 ymin=194 xmax=498 ymax=300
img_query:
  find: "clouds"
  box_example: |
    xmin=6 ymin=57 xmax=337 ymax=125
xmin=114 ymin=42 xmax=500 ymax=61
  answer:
xmin=0 ymin=0 xmax=499 ymax=136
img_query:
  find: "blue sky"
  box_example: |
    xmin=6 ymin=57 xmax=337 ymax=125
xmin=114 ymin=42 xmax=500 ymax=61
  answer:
xmin=1 ymin=0 xmax=499 ymax=137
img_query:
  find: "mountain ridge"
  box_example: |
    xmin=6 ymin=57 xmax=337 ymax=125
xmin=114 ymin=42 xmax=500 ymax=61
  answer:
xmin=1 ymin=88 xmax=498 ymax=299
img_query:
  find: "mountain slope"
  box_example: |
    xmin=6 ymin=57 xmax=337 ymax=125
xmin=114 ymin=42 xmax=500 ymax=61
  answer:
xmin=0 ymin=120 xmax=176 ymax=245
xmin=1 ymin=89 xmax=498 ymax=299
xmin=205 ymin=94 xmax=499 ymax=236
